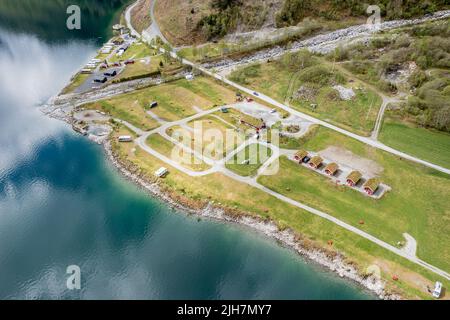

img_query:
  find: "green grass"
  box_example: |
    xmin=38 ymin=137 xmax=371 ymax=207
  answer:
xmin=258 ymin=126 xmax=450 ymax=272
xmin=226 ymin=144 xmax=272 ymax=176
xmin=229 ymin=58 xmax=382 ymax=136
xmin=114 ymin=124 xmax=450 ymax=299
xmin=146 ymin=134 xmax=210 ymax=172
xmin=61 ymin=73 xmax=89 ymax=94
xmin=109 ymin=42 xmax=156 ymax=63
xmin=380 ymin=120 xmax=450 ymax=169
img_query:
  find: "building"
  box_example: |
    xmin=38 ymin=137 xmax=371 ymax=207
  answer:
xmin=294 ymin=150 xmax=308 ymax=162
xmin=324 ymin=163 xmax=339 ymax=176
xmin=118 ymin=136 xmax=133 ymax=142
xmin=309 ymin=156 xmax=323 ymax=169
xmin=363 ymin=178 xmax=380 ymax=195
xmin=155 ymin=167 xmax=168 ymax=178
xmin=346 ymin=170 xmax=362 ymax=186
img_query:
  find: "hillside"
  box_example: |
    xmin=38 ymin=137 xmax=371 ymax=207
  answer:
xmin=152 ymin=0 xmax=449 ymax=46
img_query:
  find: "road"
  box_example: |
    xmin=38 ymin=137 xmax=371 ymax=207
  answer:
xmin=127 ymin=103 xmax=450 ymax=281
xmin=121 ymin=1 xmax=450 ymax=280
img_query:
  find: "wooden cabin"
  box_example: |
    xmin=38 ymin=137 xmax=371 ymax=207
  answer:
xmin=363 ymin=178 xmax=380 ymax=195
xmin=346 ymin=171 xmax=362 ymax=186
xmin=324 ymin=163 xmax=339 ymax=176
xmin=294 ymin=150 xmax=308 ymax=162
xmin=309 ymin=156 xmax=323 ymax=169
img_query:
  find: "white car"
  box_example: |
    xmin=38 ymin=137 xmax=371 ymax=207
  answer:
xmin=432 ymin=281 xmax=442 ymax=298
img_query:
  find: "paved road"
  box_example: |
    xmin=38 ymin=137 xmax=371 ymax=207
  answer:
xmin=119 ymin=3 xmax=450 ymax=280
xmin=124 ymin=1 xmax=141 ymax=38
xmin=127 ymin=105 xmax=450 ymax=281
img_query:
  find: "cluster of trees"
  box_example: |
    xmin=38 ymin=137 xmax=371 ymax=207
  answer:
xmin=275 ymin=0 xmax=448 ymax=27
xmin=328 ymin=20 xmax=450 ymax=132
xmin=197 ymin=0 xmax=242 ymax=40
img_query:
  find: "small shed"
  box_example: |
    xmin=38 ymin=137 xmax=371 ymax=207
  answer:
xmin=363 ymin=178 xmax=380 ymax=195
xmin=118 ymin=135 xmax=132 ymax=142
xmin=324 ymin=163 xmax=339 ymax=176
xmin=294 ymin=150 xmax=308 ymax=162
xmin=309 ymin=156 xmax=323 ymax=169
xmin=346 ymin=171 xmax=362 ymax=186
xmin=155 ymin=167 xmax=168 ymax=178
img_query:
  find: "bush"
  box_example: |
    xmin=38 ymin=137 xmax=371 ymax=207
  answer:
xmin=298 ymin=65 xmax=345 ymax=86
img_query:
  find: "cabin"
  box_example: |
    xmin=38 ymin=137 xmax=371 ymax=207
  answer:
xmin=94 ymin=77 xmax=108 ymax=84
xmin=155 ymin=167 xmax=168 ymax=178
xmin=309 ymin=156 xmax=323 ymax=169
xmin=294 ymin=150 xmax=308 ymax=162
xmin=324 ymin=163 xmax=339 ymax=176
xmin=346 ymin=171 xmax=362 ymax=187
xmin=104 ymin=70 xmax=117 ymax=77
xmin=118 ymin=135 xmax=133 ymax=142
xmin=363 ymin=178 xmax=380 ymax=195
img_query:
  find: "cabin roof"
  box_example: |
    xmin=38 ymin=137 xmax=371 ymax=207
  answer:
xmin=364 ymin=178 xmax=380 ymax=191
xmin=324 ymin=162 xmax=339 ymax=173
xmin=347 ymin=170 xmax=362 ymax=183
xmin=295 ymin=150 xmax=308 ymax=159
xmin=310 ymin=156 xmax=323 ymax=167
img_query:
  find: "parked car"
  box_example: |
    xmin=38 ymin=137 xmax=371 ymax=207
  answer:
xmin=124 ymin=59 xmax=135 ymax=65
xmin=253 ymin=91 xmax=259 ymax=96
xmin=112 ymin=62 xmax=121 ymax=67
xmin=302 ymin=156 xmax=311 ymax=164
xmin=104 ymin=70 xmax=117 ymax=77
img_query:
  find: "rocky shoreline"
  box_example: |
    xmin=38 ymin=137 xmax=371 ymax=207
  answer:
xmin=102 ymin=138 xmax=401 ymax=300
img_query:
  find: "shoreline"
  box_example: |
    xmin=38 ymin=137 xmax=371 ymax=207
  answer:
xmin=102 ymin=138 xmax=400 ymax=300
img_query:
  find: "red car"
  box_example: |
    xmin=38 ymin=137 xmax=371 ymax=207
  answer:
xmin=112 ymin=62 xmax=121 ymax=67
xmin=124 ymin=59 xmax=135 ymax=65
xmin=100 ymin=64 xmax=108 ymax=69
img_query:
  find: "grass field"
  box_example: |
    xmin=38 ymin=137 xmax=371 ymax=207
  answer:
xmin=258 ymin=127 xmax=450 ymax=272
xmin=83 ymin=76 xmax=236 ymax=129
xmin=146 ymin=134 xmax=210 ymax=172
xmin=229 ymin=57 xmax=382 ymax=136
xmin=186 ymin=116 xmax=246 ymax=160
xmin=61 ymin=73 xmax=90 ymax=94
xmin=111 ymin=125 xmax=450 ymax=299
xmin=110 ymin=42 xmax=156 ymax=63
xmin=226 ymin=144 xmax=272 ymax=176
xmin=379 ymin=119 xmax=450 ymax=169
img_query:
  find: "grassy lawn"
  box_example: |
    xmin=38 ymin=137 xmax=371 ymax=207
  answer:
xmin=110 ymin=42 xmax=157 ymax=63
xmin=258 ymin=126 xmax=450 ymax=272
xmin=226 ymin=144 xmax=272 ymax=176
xmin=61 ymin=73 xmax=90 ymax=94
xmin=111 ymin=126 xmax=450 ymax=299
xmin=229 ymin=57 xmax=382 ymax=136
xmin=186 ymin=116 xmax=246 ymax=160
xmin=114 ymin=55 xmax=163 ymax=82
xmin=379 ymin=119 xmax=450 ymax=169
xmin=84 ymin=99 xmax=159 ymax=131
xmin=146 ymin=134 xmax=210 ymax=172
xmin=83 ymin=76 xmax=235 ymax=128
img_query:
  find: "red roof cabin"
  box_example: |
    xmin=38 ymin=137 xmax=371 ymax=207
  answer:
xmin=346 ymin=170 xmax=362 ymax=187
xmin=324 ymin=163 xmax=339 ymax=176
xmin=309 ymin=156 xmax=323 ymax=169
xmin=363 ymin=178 xmax=380 ymax=195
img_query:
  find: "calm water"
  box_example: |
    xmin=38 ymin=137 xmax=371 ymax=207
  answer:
xmin=0 ymin=0 xmax=373 ymax=299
